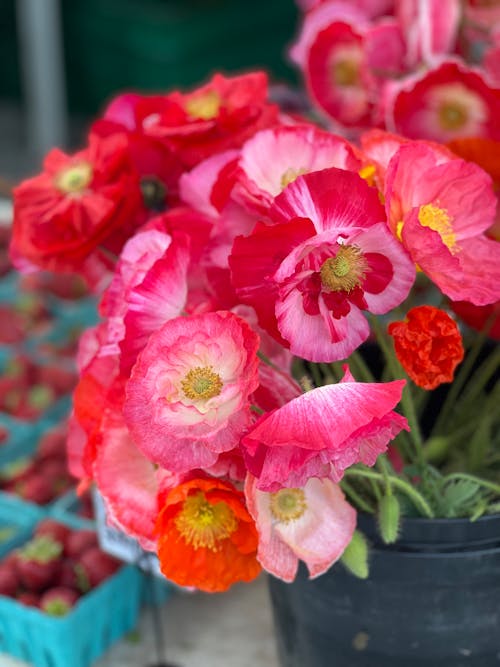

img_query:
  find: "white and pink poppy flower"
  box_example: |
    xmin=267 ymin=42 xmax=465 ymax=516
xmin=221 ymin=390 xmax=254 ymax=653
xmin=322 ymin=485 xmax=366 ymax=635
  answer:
xmin=241 ymin=367 xmax=408 ymax=491
xmin=396 ymin=0 xmax=460 ymax=68
xmin=232 ymin=125 xmax=361 ymax=214
xmin=124 ymin=311 xmax=260 ymax=472
xmin=385 ymin=141 xmax=500 ymax=305
xmin=245 ymin=475 xmax=356 ymax=581
xmin=99 ymin=226 xmax=190 ymax=371
xmin=385 ymin=60 xmax=500 ymax=142
xmin=230 ymin=167 xmax=415 ymax=362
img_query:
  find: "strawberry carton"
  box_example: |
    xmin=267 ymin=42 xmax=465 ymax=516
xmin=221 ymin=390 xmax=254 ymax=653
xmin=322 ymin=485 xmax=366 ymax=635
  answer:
xmin=0 ymin=517 xmax=141 ymax=667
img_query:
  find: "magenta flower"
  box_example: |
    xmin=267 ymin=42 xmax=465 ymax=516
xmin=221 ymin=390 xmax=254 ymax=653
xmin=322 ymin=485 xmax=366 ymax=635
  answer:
xmin=230 ymin=167 xmax=415 ymax=362
xmin=241 ymin=367 xmax=408 ymax=492
xmin=245 ymin=475 xmax=356 ymax=582
xmin=124 ymin=311 xmax=260 ymax=472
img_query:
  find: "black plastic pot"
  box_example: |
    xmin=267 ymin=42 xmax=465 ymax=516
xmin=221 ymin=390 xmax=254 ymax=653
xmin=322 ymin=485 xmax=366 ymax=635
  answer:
xmin=268 ymin=515 xmax=500 ymax=667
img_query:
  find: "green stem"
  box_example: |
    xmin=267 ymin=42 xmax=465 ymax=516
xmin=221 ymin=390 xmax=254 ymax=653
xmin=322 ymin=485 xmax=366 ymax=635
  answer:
xmin=431 ymin=320 xmax=495 ymax=436
xmin=308 ymin=362 xmax=323 ymax=388
xmin=340 ymin=480 xmax=376 ymax=514
xmin=345 ymin=467 xmax=434 ymax=518
xmin=349 ymin=351 xmax=375 ymax=382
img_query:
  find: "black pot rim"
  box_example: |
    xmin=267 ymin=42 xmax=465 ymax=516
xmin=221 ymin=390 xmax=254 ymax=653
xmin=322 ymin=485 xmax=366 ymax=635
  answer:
xmin=358 ymin=512 xmax=500 ymax=551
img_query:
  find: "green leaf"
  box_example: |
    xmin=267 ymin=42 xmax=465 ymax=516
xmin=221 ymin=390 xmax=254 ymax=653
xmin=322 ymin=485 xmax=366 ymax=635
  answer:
xmin=439 ymin=479 xmax=481 ymax=518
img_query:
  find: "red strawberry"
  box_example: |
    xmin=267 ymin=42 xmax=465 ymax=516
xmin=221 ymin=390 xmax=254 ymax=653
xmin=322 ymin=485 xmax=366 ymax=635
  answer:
xmin=0 ymin=424 xmax=9 ymax=445
xmin=38 ymin=365 xmax=76 ymax=396
xmin=65 ymin=530 xmax=98 ymax=560
xmin=55 ymin=559 xmax=79 ymax=589
xmin=75 ymin=547 xmax=120 ymax=591
xmin=16 ymin=591 xmax=40 ymax=607
xmin=35 ymin=519 xmax=71 ymax=548
xmin=40 ymin=586 xmax=79 ymax=616
xmin=0 ymin=561 xmax=19 ymax=597
xmin=15 ymin=535 xmax=63 ymax=592
xmin=37 ymin=427 xmax=68 ymax=461
xmin=15 ymin=474 xmax=55 ymax=504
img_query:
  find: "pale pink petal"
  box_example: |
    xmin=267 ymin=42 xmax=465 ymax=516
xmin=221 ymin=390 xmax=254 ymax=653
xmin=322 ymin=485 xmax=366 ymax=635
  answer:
xmin=94 ymin=411 xmax=162 ymax=550
xmin=179 ymin=150 xmax=240 ymax=218
xmin=245 ymin=475 xmax=356 ymax=581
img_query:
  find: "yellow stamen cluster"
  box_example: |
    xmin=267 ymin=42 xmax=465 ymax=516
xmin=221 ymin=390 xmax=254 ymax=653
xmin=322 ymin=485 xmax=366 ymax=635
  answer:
xmin=185 ymin=91 xmax=221 ymax=120
xmin=320 ymin=245 xmax=369 ymax=293
xmin=280 ymin=167 xmax=308 ymax=190
xmin=332 ymin=59 xmax=359 ymax=86
xmin=418 ymin=203 xmax=457 ymax=251
xmin=54 ymin=162 xmax=93 ymax=194
xmin=181 ymin=366 xmax=223 ymax=401
xmin=175 ymin=492 xmax=238 ymax=551
xmin=438 ymin=102 xmax=468 ymax=131
xmin=270 ymin=488 xmax=307 ymax=523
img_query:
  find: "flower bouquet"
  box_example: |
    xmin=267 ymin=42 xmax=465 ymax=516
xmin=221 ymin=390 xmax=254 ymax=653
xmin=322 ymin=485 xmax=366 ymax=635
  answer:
xmin=7 ymin=0 xmax=500 ymax=601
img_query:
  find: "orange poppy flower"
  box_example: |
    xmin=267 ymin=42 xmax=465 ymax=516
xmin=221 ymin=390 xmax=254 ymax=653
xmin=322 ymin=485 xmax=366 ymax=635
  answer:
xmin=388 ymin=305 xmax=464 ymax=390
xmin=155 ymin=476 xmax=261 ymax=592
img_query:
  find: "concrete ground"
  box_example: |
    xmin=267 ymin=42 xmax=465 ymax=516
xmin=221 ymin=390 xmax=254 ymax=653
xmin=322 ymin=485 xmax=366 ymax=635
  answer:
xmin=0 ymin=576 xmax=280 ymax=667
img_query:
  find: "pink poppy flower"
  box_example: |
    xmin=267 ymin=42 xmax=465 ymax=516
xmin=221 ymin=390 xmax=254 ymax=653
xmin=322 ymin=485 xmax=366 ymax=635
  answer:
xmin=306 ymin=20 xmax=377 ymax=128
xmin=179 ymin=151 xmax=260 ymax=309
xmin=94 ymin=409 xmax=168 ymax=551
xmin=232 ymin=125 xmax=361 ymax=214
xmin=99 ymin=226 xmax=190 ymax=371
xmin=230 ymin=167 xmax=415 ymax=362
xmin=245 ymin=475 xmax=356 ymax=581
xmin=241 ymin=367 xmax=408 ymax=491
xmin=386 ymin=60 xmax=500 ymax=142
xmin=396 ymin=0 xmax=460 ymax=68
xmin=290 ymin=2 xmax=369 ymax=69
xmin=124 ymin=311 xmax=260 ymax=472
xmin=385 ymin=141 xmax=500 ymax=305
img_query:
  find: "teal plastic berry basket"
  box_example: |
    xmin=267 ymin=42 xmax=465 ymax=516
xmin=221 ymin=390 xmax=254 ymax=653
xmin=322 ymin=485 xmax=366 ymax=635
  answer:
xmin=49 ymin=488 xmax=96 ymax=530
xmin=0 ymin=563 xmax=142 ymax=667
xmin=0 ymin=493 xmax=40 ymax=558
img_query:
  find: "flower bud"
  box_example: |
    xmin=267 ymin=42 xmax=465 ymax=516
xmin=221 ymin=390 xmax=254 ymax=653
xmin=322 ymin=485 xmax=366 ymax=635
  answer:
xmin=340 ymin=530 xmax=369 ymax=579
xmin=377 ymin=493 xmax=401 ymax=544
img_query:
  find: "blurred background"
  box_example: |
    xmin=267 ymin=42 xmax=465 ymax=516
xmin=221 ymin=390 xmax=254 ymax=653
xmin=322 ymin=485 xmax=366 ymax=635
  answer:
xmin=0 ymin=0 xmax=299 ymax=182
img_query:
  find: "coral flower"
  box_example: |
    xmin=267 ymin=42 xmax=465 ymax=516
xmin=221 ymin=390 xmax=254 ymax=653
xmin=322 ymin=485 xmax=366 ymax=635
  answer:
xmin=245 ymin=475 xmax=356 ymax=582
xmin=124 ymin=311 xmax=260 ymax=472
xmin=155 ymin=477 xmax=261 ymax=592
xmin=230 ymin=167 xmax=415 ymax=362
xmin=388 ymin=305 xmax=464 ymax=390
xmin=385 ymin=141 xmax=500 ymax=305
xmin=11 ymin=133 xmax=142 ymax=275
xmin=241 ymin=367 xmax=408 ymax=491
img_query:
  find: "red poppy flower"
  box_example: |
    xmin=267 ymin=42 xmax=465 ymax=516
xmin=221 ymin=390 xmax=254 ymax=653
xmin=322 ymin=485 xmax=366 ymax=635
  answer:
xmin=11 ymin=133 xmax=142 ymax=274
xmin=155 ymin=477 xmax=261 ymax=592
xmin=103 ymin=72 xmax=279 ymax=170
xmin=388 ymin=305 xmax=464 ymax=390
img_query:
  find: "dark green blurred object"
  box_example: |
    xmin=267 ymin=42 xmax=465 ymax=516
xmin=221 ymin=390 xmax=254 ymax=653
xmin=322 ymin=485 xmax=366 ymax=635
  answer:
xmin=1 ymin=0 xmax=298 ymax=115
xmin=63 ymin=0 xmax=298 ymax=113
